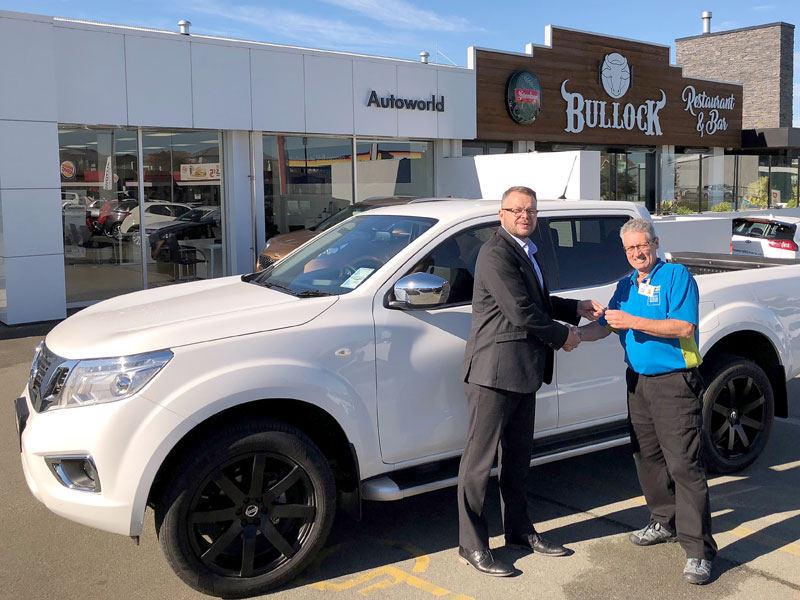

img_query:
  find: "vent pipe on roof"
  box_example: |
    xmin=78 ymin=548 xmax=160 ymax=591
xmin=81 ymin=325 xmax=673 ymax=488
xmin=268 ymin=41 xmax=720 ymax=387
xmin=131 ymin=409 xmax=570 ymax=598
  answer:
xmin=702 ymin=11 xmax=712 ymax=34
xmin=178 ymin=20 xmax=192 ymax=35
xmin=419 ymin=51 xmax=430 ymax=64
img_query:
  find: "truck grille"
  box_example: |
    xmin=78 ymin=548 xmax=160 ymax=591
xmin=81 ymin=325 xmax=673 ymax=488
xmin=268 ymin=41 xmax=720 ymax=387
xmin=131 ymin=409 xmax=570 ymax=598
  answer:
xmin=29 ymin=345 xmax=68 ymax=413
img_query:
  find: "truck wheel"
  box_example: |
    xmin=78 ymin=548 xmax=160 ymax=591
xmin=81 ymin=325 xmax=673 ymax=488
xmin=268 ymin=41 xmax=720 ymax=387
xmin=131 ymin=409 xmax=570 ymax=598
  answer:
xmin=701 ymin=356 xmax=774 ymax=473
xmin=155 ymin=419 xmax=336 ymax=598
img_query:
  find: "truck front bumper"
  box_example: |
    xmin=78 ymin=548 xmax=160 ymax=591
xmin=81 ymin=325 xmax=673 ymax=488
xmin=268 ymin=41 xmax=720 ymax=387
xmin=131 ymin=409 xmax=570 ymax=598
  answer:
xmin=16 ymin=384 xmax=188 ymax=537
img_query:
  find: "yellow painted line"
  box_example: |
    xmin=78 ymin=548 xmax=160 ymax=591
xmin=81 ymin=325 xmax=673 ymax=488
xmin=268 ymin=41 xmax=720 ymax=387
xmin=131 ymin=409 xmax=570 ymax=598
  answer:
xmin=770 ymin=459 xmax=800 ymax=472
xmin=309 ymin=565 xmax=474 ymax=598
xmin=721 ymin=522 xmax=800 ymax=558
xmin=306 ymin=538 xmax=472 ymax=598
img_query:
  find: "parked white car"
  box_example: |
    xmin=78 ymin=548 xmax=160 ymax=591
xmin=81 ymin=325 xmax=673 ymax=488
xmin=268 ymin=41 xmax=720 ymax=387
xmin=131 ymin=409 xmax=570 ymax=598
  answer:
xmin=120 ymin=201 xmax=192 ymax=234
xmin=731 ymin=215 xmax=800 ymax=259
xmin=16 ymin=199 xmax=800 ymax=597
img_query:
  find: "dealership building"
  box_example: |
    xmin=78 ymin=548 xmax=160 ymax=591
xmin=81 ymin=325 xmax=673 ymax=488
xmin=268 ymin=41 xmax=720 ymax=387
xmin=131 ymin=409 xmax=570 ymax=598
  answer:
xmin=0 ymin=9 xmax=796 ymax=324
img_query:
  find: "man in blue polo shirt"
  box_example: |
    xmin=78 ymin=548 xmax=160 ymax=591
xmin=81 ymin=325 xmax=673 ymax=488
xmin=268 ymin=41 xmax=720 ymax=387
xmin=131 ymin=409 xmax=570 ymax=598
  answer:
xmin=577 ymin=218 xmax=717 ymax=585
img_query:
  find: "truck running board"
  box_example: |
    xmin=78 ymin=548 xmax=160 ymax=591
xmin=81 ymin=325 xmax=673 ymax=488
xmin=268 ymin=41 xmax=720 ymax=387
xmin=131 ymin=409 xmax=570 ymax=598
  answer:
xmin=361 ymin=421 xmax=630 ymax=501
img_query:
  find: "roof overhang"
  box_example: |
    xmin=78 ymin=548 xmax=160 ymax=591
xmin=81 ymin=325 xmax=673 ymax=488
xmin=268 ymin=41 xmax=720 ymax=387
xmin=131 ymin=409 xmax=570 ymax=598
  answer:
xmin=741 ymin=127 xmax=800 ymax=149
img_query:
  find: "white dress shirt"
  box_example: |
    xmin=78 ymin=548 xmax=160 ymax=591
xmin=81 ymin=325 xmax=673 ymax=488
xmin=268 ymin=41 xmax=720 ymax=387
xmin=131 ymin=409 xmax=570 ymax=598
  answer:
xmin=502 ymin=226 xmax=545 ymax=290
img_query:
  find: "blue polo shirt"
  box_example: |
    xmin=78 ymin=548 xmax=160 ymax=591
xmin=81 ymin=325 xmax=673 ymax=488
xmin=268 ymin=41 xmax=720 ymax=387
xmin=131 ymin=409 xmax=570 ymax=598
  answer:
xmin=599 ymin=259 xmax=702 ymax=375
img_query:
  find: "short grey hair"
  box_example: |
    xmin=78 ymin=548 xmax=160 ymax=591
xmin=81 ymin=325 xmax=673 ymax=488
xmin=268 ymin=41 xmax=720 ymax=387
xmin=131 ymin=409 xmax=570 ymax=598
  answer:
xmin=501 ymin=186 xmax=537 ymax=206
xmin=620 ymin=218 xmax=656 ymax=242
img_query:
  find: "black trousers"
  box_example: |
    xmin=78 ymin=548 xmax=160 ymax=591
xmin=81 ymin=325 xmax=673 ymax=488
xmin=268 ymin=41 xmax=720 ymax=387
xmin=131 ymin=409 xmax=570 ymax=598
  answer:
xmin=457 ymin=381 xmax=536 ymax=551
xmin=627 ymin=367 xmax=717 ymax=560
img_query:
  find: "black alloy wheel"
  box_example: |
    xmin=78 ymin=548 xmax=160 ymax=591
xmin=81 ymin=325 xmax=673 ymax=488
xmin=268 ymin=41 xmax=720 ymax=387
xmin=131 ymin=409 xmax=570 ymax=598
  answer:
xmin=156 ymin=419 xmax=336 ymax=598
xmin=701 ymin=355 xmax=774 ymax=473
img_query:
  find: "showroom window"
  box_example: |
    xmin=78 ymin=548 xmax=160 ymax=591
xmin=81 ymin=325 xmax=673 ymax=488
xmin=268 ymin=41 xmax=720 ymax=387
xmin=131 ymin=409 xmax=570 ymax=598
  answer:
xmin=58 ymin=126 xmax=225 ymax=304
xmin=263 ymin=136 xmax=433 ymax=241
xmin=355 ymin=139 xmax=433 ymax=201
xmin=140 ymin=130 xmax=225 ymax=288
xmin=59 ymin=126 xmax=142 ymax=303
xmin=263 ymin=135 xmax=353 ymax=238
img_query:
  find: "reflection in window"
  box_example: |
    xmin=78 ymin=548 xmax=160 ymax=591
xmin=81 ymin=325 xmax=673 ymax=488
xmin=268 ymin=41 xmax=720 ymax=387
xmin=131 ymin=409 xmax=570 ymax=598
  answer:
xmin=140 ymin=130 xmax=224 ymax=288
xmin=59 ymin=126 xmax=141 ymax=303
xmin=253 ymin=215 xmax=435 ymax=296
xmin=355 ymin=140 xmax=433 ymax=201
xmin=263 ymin=135 xmax=353 ymax=238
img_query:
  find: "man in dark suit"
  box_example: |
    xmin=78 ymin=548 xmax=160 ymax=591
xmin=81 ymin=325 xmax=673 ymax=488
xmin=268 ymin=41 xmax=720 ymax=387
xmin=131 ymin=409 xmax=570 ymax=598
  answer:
xmin=457 ymin=185 xmax=604 ymax=576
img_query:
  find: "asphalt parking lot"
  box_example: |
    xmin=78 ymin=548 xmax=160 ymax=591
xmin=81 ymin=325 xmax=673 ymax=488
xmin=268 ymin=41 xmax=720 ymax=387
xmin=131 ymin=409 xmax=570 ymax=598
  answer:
xmin=2 ymin=326 xmax=799 ymax=600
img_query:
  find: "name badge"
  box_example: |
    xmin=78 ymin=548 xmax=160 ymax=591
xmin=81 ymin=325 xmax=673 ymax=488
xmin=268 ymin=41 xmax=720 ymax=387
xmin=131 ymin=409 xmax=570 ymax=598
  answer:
xmin=638 ymin=283 xmax=655 ymax=297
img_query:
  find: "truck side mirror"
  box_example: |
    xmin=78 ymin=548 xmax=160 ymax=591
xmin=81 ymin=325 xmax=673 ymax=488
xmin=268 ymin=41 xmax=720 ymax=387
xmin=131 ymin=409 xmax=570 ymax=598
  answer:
xmin=389 ymin=273 xmax=450 ymax=309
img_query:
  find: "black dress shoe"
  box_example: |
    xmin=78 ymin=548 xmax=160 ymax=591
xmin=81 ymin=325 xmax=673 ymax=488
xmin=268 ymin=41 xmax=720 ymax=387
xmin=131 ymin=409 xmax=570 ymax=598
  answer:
xmin=457 ymin=546 xmax=514 ymax=576
xmin=505 ymin=533 xmax=569 ymax=556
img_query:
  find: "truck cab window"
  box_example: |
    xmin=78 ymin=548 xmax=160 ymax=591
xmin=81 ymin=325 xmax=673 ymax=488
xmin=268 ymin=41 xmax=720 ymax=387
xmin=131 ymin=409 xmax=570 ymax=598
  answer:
xmin=545 ymin=217 xmax=632 ymax=289
xmin=408 ymin=225 xmax=496 ymax=305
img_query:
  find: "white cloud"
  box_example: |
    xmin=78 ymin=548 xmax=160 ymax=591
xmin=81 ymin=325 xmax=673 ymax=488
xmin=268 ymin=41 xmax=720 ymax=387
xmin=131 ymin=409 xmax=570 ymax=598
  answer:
xmin=181 ymin=0 xmax=419 ymax=52
xmin=321 ymin=0 xmax=478 ymax=32
xmin=752 ymin=5 xmax=776 ymax=11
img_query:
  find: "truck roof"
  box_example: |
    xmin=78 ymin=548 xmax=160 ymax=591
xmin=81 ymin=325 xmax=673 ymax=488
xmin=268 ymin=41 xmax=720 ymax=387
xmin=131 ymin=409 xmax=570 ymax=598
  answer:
xmin=364 ymin=197 xmax=649 ymax=226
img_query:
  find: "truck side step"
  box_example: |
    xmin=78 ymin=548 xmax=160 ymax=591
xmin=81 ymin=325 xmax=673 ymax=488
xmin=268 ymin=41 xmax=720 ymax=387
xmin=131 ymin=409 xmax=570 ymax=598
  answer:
xmin=361 ymin=421 xmax=630 ymax=501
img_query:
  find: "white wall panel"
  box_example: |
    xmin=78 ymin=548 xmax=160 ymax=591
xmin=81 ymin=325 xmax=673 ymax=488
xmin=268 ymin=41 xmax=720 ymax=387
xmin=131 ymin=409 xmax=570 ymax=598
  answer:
xmin=0 ymin=16 xmax=57 ymax=121
xmin=0 ymin=120 xmax=60 ymax=190
xmin=125 ymin=35 xmax=192 ymax=128
xmin=396 ymin=65 xmax=438 ymax=139
xmin=55 ymin=28 xmax=127 ymax=125
xmin=251 ymin=50 xmax=305 ymax=133
xmin=436 ymin=69 xmax=476 ymax=140
xmin=0 ymin=254 xmax=66 ymax=324
xmin=192 ymin=43 xmax=252 ymax=130
xmin=304 ymin=56 xmax=353 ymax=135
xmin=0 ymin=189 xmax=62 ymax=258
xmin=353 ymin=61 xmax=397 ymax=137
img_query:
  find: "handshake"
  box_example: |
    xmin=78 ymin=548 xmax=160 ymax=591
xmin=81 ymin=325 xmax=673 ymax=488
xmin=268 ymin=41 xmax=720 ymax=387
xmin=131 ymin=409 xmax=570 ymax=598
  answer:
xmin=562 ymin=299 xmax=605 ymax=352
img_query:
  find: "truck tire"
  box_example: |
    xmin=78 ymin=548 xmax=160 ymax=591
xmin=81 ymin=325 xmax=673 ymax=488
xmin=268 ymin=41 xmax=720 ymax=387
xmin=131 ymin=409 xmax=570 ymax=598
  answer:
xmin=155 ymin=419 xmax=336 ymax=598
xmin=700 ymin=356 xmax=774 ymax=473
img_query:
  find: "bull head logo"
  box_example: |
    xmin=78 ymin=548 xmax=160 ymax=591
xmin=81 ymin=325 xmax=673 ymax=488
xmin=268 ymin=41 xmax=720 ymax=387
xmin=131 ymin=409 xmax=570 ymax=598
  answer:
xmin=600 ymin=53 xmax=630 ymax=99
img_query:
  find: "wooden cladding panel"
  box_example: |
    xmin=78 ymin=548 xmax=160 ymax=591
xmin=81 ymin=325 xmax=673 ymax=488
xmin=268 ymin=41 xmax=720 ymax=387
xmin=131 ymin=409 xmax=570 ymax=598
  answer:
xmin=476 ymin=28 xmax=742 ymax=147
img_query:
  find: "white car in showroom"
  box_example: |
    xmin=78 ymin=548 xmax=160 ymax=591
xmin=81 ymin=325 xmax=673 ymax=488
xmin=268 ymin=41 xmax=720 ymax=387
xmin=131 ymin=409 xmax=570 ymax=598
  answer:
xmin=731 ymin=215 xmax=800 ymax=259
xmin=119 ymin=200 xmax=192 ymax=235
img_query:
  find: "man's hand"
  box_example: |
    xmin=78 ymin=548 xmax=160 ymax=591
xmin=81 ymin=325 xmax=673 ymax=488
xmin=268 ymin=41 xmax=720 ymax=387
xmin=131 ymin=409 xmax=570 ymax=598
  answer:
xmin=562 ymin=325 xmax=581 ymax=351
xmin=577 ymin=299 xmax=605 ymax=321
xmin=604 ymin=309 xmax=636 ymax=330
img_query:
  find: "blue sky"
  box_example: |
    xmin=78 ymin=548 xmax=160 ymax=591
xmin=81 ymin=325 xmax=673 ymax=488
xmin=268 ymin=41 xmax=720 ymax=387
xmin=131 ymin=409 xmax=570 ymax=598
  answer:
xmin=5 ymin=0 xmax=800 ymax=125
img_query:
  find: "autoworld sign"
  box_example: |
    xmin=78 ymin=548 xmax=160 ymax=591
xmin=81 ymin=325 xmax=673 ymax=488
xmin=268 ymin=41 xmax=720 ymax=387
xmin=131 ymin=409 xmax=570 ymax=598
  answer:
xmin=367 ymin=91 xmax=445 ymax=112
xmin=560 ymin=52 xmax=666 ymax=136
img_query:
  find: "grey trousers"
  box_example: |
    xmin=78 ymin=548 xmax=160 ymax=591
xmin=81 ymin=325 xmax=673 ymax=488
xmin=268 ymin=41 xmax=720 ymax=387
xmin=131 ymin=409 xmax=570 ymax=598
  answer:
xmin=627 ymin=367 xmax=717 ymax=560
xmin=456 ymin=381 xmax=536 ymax=551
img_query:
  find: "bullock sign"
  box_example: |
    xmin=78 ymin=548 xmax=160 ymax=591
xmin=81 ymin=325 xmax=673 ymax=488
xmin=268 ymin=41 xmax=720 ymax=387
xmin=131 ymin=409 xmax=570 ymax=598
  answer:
xmin=473 ymin=26 xmax=742 ymax=148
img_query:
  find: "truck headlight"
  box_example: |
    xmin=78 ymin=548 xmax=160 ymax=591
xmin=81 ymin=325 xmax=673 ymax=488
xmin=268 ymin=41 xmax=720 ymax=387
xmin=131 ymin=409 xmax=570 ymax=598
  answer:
xmin=42 ymin=350 xmax=172 ymax=412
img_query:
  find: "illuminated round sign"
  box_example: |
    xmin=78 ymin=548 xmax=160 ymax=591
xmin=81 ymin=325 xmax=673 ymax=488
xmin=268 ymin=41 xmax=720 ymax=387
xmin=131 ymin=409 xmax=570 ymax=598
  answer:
xmin=60 ymin=160 xmax=76 ymax=180
xmin=506 ymin=70 xmax=542 ymax=125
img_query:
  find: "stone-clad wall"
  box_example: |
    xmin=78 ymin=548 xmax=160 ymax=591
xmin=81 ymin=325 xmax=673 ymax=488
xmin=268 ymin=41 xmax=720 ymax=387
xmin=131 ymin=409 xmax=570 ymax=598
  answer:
xmin=676 ymin=22 xmax=794 ymax=129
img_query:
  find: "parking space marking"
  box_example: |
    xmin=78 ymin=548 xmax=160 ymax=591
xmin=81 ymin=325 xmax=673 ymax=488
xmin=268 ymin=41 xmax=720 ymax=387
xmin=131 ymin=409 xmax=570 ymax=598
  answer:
xmin=307 ymin=539 xmax=473 ymax=599
xmin=770 ymin=459 xmax=800 ymax=472
xmin=310 ymin=565 xmax=473 ymax=598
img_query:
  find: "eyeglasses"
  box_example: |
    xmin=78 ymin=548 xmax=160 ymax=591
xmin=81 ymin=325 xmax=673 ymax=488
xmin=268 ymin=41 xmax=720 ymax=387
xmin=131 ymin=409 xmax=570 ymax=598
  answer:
xmin=623 ymin=241 xmax=654 ymax=254
xmin=501 ymin=208 xmax=537 ymax=217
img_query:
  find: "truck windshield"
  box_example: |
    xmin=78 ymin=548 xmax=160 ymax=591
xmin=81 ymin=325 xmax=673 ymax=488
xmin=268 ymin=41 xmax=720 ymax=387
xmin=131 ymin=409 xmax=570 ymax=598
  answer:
xmin=249 ymin=214 xmax=436 ymax=296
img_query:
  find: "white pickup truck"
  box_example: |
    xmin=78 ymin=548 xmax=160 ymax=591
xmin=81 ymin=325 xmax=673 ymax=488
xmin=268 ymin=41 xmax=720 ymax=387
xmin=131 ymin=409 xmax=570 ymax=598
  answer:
xmin=16 ymin=199 xmax=800 ymax=598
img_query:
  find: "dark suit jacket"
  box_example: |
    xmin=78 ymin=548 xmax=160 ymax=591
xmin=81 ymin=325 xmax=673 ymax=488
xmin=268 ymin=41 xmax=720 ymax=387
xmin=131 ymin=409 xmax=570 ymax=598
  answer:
xmin=461 ymin=227 xmax=580 ymax=394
